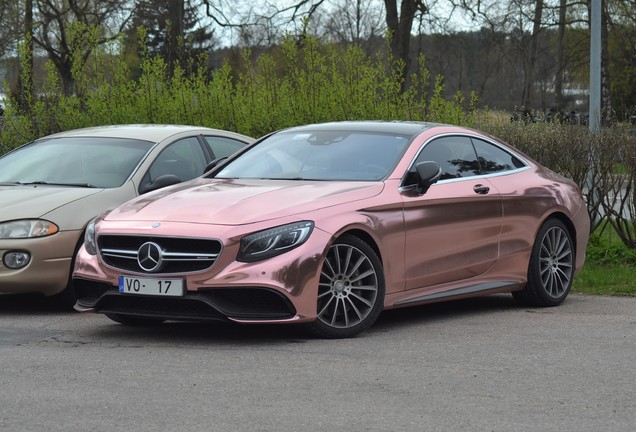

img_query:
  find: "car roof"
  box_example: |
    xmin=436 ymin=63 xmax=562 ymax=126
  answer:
xmin=41 ymin=124 xmax=242 ymax=143
xmin=280 ymin=121 xmax=440 ymax=136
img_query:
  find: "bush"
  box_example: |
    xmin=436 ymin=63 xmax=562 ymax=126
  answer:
xmin=476 ymin=112 xmax=636 ymax=240
xmin=0 ymin=35 xmax=475 ymax=150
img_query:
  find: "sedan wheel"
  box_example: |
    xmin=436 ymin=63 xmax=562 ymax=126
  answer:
xmin=513 ymin=219 xmax=574 ymax=307
xmin=308 ymin=234 xmax=385 ymax=338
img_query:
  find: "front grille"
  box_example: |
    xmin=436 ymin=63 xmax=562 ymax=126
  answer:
xmin=98 ymin=235 xmax=222 ymax=274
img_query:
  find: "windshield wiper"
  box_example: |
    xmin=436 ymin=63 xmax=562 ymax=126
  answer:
xmin=21 ymin=181 xmax=96 ymax=188
xmin=265 ymin=177 xmax=305 ymax=180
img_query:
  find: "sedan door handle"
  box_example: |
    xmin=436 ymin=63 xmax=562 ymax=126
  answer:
xmin=473 ymin=184 xmax=490 ymax=194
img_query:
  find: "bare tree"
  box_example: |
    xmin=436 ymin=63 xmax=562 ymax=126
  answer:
xmin=599 ymin=0 xmax=613 ymax=124
xmin=201 ymin=0 xmax=327 ymax=47
xmin=553 ymin=0 xmax=567 ymax=110
xmin=321 ymin=0 xmax=386 ymax=48
xmin=0 ymin=1 xmax=23 ymax=58
xmin=33 ymin=0 xmax=134 ymax=95
xmin=384 ymin=0 xmax=428 ymax=83
xmin=19 ymin=0 xmax=34 ymax=112
xmin=521 ymin=0 xmax=544 ymax=108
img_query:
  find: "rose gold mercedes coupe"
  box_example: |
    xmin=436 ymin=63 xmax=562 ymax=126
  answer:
xmin=73 ymin=121 xmax=590 ymax=338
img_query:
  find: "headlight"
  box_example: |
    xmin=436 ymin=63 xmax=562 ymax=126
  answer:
xmin=0 ymin=219 xmax=59 ymax=239
xmin=84 ymin=218 xmax=97 ymax=255
xmin=238 ymin=221 xmax=314 ymax=263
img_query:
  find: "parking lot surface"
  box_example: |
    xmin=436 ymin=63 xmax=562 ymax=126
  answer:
xmin=1 ymin=293 xmax=634 ymax=432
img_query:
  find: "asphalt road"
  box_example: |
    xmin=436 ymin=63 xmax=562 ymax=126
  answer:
xmin=0 ymin=293 xmax=634 ymax=432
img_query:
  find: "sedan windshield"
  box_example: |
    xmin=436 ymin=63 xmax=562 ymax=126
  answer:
xmin=0 ymin=137 xmax=154 ymax=188
xmin=216 ymin=130 xmax=411 ymax=181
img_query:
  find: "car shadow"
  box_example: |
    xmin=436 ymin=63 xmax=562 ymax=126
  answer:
xmin=1 ymin=291 xmax=523 ymax=343
xmin=370 ymin=294 xmax=520 ymax=334
xmin=0 ymin=293 xmax=74 ymax=315
xmin=86 ymin=294 xmax=522 ymax=344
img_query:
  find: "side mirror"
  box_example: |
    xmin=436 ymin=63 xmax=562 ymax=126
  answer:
xmin=415 ymin=161 xmax=441 ymax=195
xmin=139 ymin=174 xmax=181 ymax=194
xmin=203 ymin=157 xmax=228 ymax=175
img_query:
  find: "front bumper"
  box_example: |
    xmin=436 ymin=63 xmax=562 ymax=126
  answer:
xmin=0 ymin=230 xmax=81 ymax=296
xmin=74 ymin=278 xmax=297 ymax=322
xmin=72 ymin=226 xmax=333 ymax=324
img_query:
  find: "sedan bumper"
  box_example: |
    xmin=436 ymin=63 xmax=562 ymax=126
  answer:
xmin=0 ymin=230 xmax=81 ymax=296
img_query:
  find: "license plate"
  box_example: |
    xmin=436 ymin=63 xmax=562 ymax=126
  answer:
xmin=118 ymin=276 xmax=184 ymax=297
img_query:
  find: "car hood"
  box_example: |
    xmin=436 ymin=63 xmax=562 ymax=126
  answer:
xmin=105 ymin=178 xmax=384 ymax=225
xmin=0 ymin=185 xmax=103 ymax=220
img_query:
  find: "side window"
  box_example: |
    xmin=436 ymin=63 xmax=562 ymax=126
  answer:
xmin=416 ymin=136 xmax=479 ymax=180
xmin=204 ymin=136 xmax=246 ymax=159
xmin=471 ymin=138 xmax=526 ymax=174
xmin=148 ymin=137 xmax=207 ymax=182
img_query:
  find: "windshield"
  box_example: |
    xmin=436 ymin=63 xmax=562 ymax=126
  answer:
xmin=216 ymin=130 xmax=411 ymax=181
xmin=0 ymin=137 xmax=154 ymax=188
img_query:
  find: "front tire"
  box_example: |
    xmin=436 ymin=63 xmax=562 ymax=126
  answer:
xmin=50 ymin=282 xmax=77 ymax=310
xmin=513 ymin=218 xmax=574 ymax=307
xmin=308 ymin=235 xmax=385 ymax=338
xmin=50 ymin=239 xmax=83 ymax=310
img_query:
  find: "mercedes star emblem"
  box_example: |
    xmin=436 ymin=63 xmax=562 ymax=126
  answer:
xmin=137 ymin=241 xmax=164 ymax=272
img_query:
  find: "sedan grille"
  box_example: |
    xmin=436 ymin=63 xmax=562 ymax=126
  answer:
xmin=98 ymin=235 xmax=222 ymax=274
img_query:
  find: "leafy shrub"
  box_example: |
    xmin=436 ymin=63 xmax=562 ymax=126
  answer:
xmin=586 ymin=227 xmax=636 ymax=265
xmin=0 ymin=35 xmax=475 ymax=149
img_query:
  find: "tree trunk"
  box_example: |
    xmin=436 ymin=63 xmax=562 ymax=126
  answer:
xmin=167 ymin=0 xmax=185 ymax=76
xmin=554 ymin=0 xmax=567 ymax=111
xmin=18 ymin=0 xmax=33 ymax=114
xmin=522 ymin=0 xmax=544 ymax=109
xmin=384 ymin=0 xmax=426 ymax=89
xmin=600 ymin=0 xmax=612 ymax=125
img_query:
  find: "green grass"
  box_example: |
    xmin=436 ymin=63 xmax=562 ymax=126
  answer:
xmin=573 ymin=263 xmax=636 ymax=296
xmin=572 ymin=225 xmax=636 ymax=296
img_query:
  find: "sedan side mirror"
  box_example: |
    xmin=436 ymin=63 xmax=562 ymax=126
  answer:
xmin=415 ymin=161 xmax=441 ymax=195
xmin=139 ymin=174 xmax=181 ymax=194
xmin=203 ymin=157 xmax=228 ymax=175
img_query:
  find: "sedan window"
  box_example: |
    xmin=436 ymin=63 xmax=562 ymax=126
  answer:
xmin=148 ymin=137 xmax=207 ymax=182
xmin=203 ymin=136 xmax=246 ymax=160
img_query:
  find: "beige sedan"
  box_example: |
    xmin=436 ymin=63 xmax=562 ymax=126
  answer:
xmin=0 ymin=124 xmax=253 ymax=307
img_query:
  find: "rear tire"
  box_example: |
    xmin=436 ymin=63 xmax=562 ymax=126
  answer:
xmin=307 ymin=234 xmax=385 ymax=338
xmin=513 ymin=218 xmax=574 ymax=307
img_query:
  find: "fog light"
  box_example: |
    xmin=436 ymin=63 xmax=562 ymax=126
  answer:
xmin=3 ymin=251 xmax=31 ymax=269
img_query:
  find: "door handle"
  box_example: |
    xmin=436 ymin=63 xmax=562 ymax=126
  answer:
xmin=473 ymin=184 xmax=490 ymax=194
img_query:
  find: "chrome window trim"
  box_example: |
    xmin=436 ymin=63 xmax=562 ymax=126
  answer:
xmin=399 ymin=132 xmax=531 ymax=190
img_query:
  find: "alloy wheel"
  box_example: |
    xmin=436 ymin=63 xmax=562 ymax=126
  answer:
xmin=317 ymin=243 xmax=379 ymax=329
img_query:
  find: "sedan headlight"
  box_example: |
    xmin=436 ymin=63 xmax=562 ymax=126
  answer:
xmin=238 ymin=221 xmax=314 ymax=262
xmin=84 ymin=218 xmax=97 ymax=255
xmin=0 ymin=219 xmax=59 ymax=239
